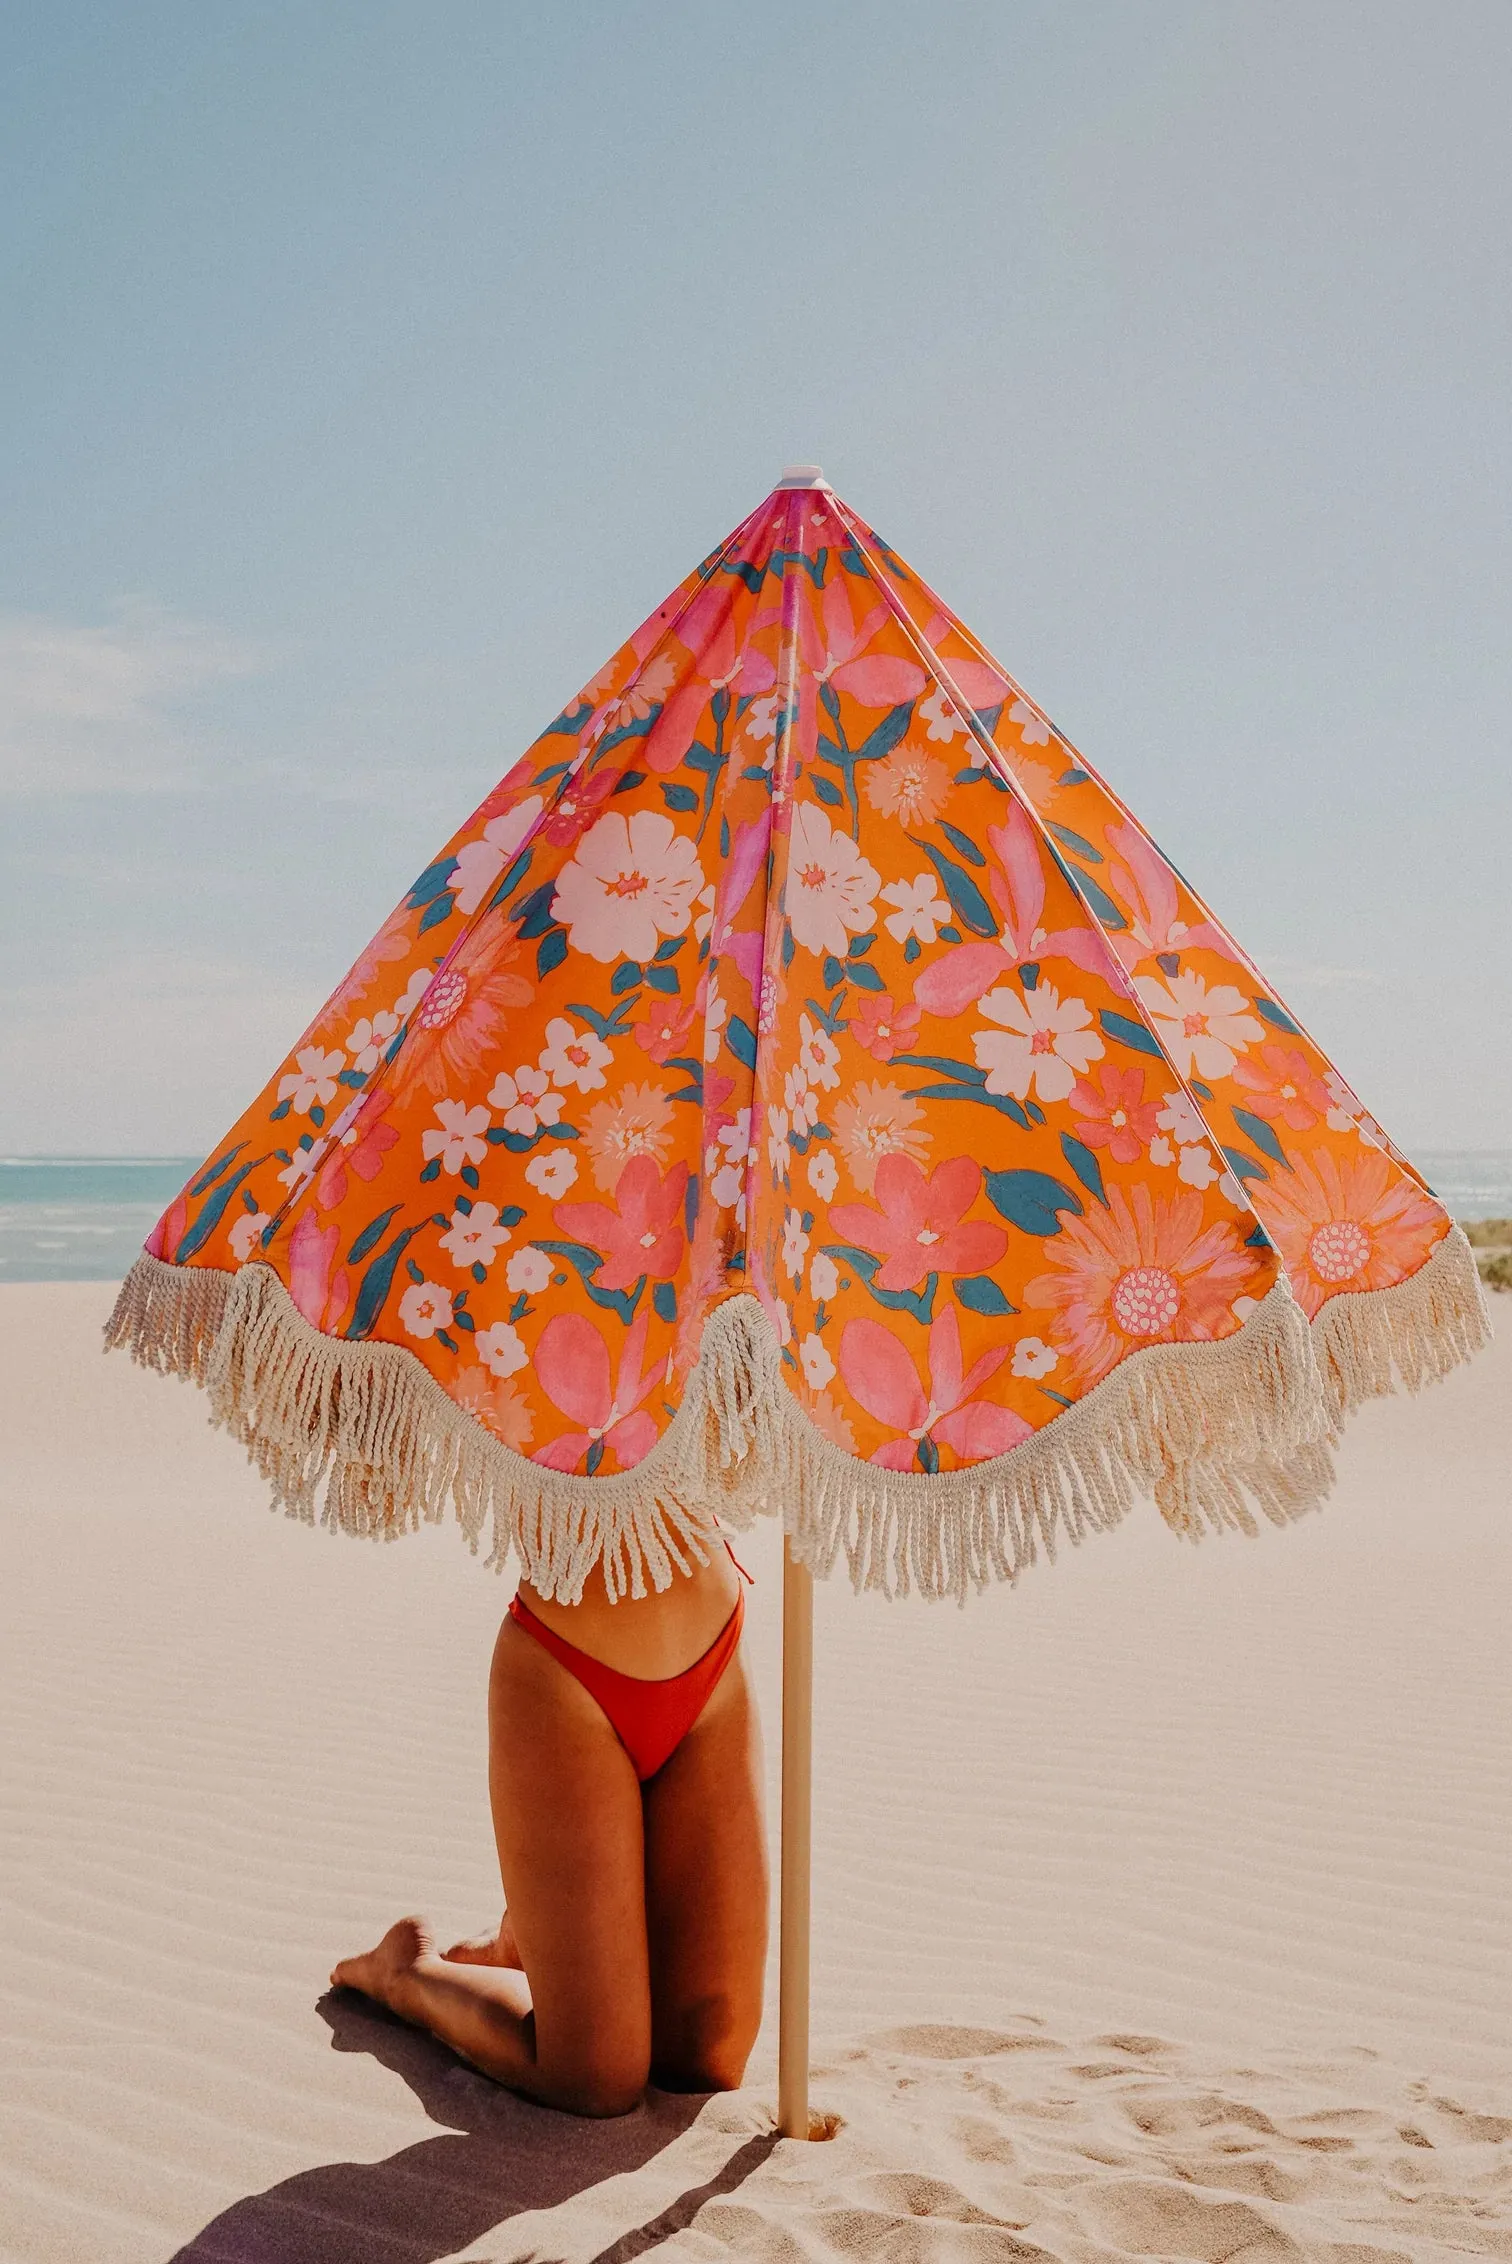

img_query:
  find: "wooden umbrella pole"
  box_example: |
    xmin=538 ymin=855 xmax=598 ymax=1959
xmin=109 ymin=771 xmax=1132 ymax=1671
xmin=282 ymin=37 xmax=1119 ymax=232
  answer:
xmin=777 ymin=1535 xmax=814 ymax=2139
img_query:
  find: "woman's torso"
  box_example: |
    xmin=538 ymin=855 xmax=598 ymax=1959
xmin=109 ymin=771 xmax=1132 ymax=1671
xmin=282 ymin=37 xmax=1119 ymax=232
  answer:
xmin=518 ymin=1538 xmax=742 ymax=1679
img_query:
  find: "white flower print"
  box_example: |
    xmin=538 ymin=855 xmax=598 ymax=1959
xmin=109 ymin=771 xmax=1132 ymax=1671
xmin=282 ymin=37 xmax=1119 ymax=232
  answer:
xmin=278 ymin=1045 xmax=345 ymax=1114
xmin=807 ymin=1148 xmax=838 ymax=1202
xmin=1219 ymin=1170 xmax=1245 ymax=1206
xmin=799 ymin=1333 xmax=836 ymax=1390
xmin=448 ymin=797 xmax=545 ymax=916
xmin=550 ymin=809 xmax=703 ymax=963
xmin=741 ymin=691 xmax=782 ymax=748
xmin=784 ymin=1069 xmax=819 ymax=1139
xmin=1133 ymin=972 xmax=1264 ymax=1082
xmin=438 ymin=1201 xmax=511 ymax=1268
xmin=1011 ymin=1336 xmax=1060 ymax=1380
xmin=229 ymin=1209 xmax=270 ymax=1262
xmin=344 ymin=1011 xmax=399 ymax=1075
xmin=766 ymin=1104 xmax=791 ymax=1173
xmin=524 ymin=1148 xmax=578 ymax=1198
xmin=422 ymin=1099 xmax=491 ymax=1174
xmin=880 ymin=873 xmax=950 ymax=946
xmin=487 ymin=1064 xmax=564 ymax=1137
xmin=1008 ymin=698 xmax=1050 ymax=746
xmin=973 ymin=981 xmax=1104 ymax=1103
xmin=1148 ymin=1135 xmax=1176 ymax=1168
xmin=711 ymin=1161 xmax=746 ymax=1218
xmin=505 ymin=1245 xmax=554 ymax=1295
xmin=781 ymin=1209 xmax=810 ymax=1280
xmin=785 ymin=802 xmax=881 ymax=955
xmin=798 ymin=1013 xmax=841 ymax=1092
xmin=703 ymin=977 xmax=729 ymax=1064
xmin=395 ymin=967 xmax=434 ymax=1019
xmin=809 ymin=1252 xmax=840 ymax=1303
xmin=474 ymin=1321 xmax=529 ymax=1379
xmin=1177 ymin=1143 xmax=1220 ymax=1190
xmin=399 ymin=1280 xmax=454 ymax=1339
xmin=918 ymin=686 xmax=968 ymax=743
xmin=692 ymin=882 xmax=717 ymax=942
xmin=1156 ymin=1089 xmax=1207 ymax=1146
xmin=276 ymin=1146 xmax=321 ymax=1196
xmin=539 ymin=1016 xmax=613 ymax=1093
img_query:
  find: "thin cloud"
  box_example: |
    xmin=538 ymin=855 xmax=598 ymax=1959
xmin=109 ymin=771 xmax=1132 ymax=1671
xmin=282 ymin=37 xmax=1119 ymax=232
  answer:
xmin=0 ymin=600 xmax=260 ymax=794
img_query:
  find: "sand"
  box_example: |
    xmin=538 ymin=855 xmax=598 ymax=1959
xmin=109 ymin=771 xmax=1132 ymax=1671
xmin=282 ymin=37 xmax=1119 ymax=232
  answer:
xmin=1 ymin=1280 xmax=1508 ymax=2263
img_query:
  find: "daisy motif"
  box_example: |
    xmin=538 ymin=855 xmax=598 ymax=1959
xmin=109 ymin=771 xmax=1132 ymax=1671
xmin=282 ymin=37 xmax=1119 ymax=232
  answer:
xmin=809 ymin=1252 xmax=840 ymax=1302
xmin=229 ymin=1210 xmax=270 ymax=1262
xmin=880 ymin=873 xmax=950 ymax=946
xmin=438 ymin=1201 xmax=511 ymax=1269
xmin=807 ymin=1148 xmax=838 ymax=1202
xmin=524 ymin=1149 xmax=578 ymax=1199
xmin=539 ymin=1017 xmax=613 ymax=1093
xmin=398 ymin=1280 xmax=454 ymax=1339
xmin=422 ymin=1099 xmax=491 ymax=1174
xmin=506 ymin=1245 xmax=554 ymax=1294
xmin=1011 ymin=1336 xmax=1059 ymax=1380
xmin=475 ymin=1321 xmax=529 ymax=1379
xmin=781 ymin=1209 xmax=810 ymax=1280
xmin=798 ymin=1013 xmax=841 ymax=1092
xmin=550 ymin=809 xmax=703 ymax=963
xmin=277 ymin=1046 xmax=345 ymax=1114
xmin=785 ymin=802 xmax=881 ymax=955
xmin=973 ymin=981 xmax=1104 ymax=1103
xmin=1133 ymin=973 xmax=1264 ymax=1082
xmin=800 ymin=1333 xmax=836 ymax=1390
xmin=487 ymin=1065 xmax=564 ymax=1138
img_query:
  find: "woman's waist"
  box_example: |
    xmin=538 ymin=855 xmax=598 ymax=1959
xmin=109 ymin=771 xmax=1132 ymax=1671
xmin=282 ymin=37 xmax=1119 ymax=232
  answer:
xmin=517 ymin=1544 xmax=742 ymax=1679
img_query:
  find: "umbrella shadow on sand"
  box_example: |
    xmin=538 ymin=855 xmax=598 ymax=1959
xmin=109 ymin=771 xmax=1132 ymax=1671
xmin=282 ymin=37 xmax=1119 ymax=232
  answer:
xmin=166 ymin=1991 xmax=775 ymax=2264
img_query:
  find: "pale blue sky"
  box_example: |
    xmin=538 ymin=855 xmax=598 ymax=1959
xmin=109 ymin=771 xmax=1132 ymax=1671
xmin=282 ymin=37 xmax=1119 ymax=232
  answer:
xmin=3 ymin=1 xmax=1508 ymax=1153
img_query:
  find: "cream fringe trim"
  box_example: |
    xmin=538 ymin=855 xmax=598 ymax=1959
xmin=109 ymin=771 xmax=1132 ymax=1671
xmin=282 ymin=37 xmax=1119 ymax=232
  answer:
xmin=104 ymin=1231 xmax=1489 ymax=1604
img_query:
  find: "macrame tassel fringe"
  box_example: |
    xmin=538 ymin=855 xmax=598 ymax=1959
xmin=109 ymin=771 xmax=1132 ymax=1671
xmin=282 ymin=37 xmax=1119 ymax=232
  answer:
xmin=1312 ymin=1223 xmax=1491 ymax=1429
xmin=107 ymin=1251 xmax=1344 ymax=1605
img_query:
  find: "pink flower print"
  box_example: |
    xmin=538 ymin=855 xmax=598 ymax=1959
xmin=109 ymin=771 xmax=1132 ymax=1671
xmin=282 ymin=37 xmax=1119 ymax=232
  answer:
xmin=634 ymin=995 xmax=697 ymax=1064
xmin=315 ymin=1089 xmax=399 ymax=1209
xmin=146 ymin=1195 xmax=189 ymax=1261
xmin=1024 ymin=1184 xmax=1254 ymax=1390
xmin=912 ymin=802 xmax=1109 ymax=1020
xmin=1102 ymin=820 xmax=1225 ymax=959
xmin=649 ymin=587 xmax=779 ymax=772
xmin=1231 ymin=1043 xmax=1334 ymax=1133
xmin=1069 ymin=1063 xmax=1160 ymax=1165
xmin=828 ymin=1154 xmax=1008 ymax=1292
xmin=839 ymin=1307 xmax=1030 ymax=1471
xmin=792 ymin=576 xmax=928 ymax=766
xmin=1254 ymin=1151 xmax=1446 ymax=1320
xmin=552 ymin=1155 xmax=689 ymax=1290
xmin=848 ymin=990 xmax=920 ymax=1063
xmin=288 ymin=1210 xmax=351 ymax=1332
xmin=532 ymin=1309 xmax=659 ymax=1474
xmin=539 ymin=769 xmax=616 ymax=848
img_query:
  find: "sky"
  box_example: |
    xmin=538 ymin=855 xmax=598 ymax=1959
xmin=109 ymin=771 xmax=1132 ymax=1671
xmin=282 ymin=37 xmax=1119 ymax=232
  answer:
xmin=2 ymin=0 xmax=1508 ymax=1154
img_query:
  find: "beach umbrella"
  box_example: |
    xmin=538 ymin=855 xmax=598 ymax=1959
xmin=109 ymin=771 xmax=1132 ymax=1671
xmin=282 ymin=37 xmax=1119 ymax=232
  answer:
xmin=108 ymin=467 xmax=1488 ymax=2138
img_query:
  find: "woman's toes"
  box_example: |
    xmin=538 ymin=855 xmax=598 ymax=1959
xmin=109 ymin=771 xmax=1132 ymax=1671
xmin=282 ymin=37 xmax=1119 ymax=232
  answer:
xmin=330 ymin=1916 xmax=434 ymax=2004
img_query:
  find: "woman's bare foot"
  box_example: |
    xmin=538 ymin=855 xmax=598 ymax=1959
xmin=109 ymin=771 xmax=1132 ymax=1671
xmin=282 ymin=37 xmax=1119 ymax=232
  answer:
xmin=442 ymin=1913 xmax=524 ymax=1969
xmin=330 ymin=1916 xmax=434 ymax=2010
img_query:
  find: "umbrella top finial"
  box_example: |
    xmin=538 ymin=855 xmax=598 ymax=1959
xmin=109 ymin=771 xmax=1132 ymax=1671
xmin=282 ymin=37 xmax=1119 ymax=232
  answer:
xmin=775 ymin=464 xmax=828 ymax=489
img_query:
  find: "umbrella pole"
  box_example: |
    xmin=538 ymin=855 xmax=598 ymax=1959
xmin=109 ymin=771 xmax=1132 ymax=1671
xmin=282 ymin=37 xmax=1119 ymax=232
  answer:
xmin=776 ymin=1535 xmax=814 ymax=2139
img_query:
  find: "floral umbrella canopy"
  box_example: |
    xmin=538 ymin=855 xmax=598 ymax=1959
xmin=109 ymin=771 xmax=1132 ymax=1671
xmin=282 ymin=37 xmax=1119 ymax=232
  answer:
xmin=108 ymin=470 xmax=1488 ymax=1605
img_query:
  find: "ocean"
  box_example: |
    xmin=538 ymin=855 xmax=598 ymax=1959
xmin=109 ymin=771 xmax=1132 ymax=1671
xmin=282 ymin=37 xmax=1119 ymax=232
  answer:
xmin=2 ymin=1150 xmax=1509 ymax=1286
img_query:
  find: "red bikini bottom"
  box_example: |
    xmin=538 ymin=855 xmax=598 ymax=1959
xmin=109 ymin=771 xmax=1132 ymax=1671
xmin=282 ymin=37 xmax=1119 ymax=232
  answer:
xmin=507 ymin=1586 xmax=745 ymax=1782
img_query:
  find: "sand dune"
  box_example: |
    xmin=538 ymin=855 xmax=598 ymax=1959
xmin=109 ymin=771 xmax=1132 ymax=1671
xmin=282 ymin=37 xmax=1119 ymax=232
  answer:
xmin=1 ymin=1281 xmax=1508 ymax=2262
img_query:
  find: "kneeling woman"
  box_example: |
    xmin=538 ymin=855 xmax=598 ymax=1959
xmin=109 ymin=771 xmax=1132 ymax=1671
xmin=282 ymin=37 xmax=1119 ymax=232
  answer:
xmin=331 ymin=1541 xmax=766 ymax=2115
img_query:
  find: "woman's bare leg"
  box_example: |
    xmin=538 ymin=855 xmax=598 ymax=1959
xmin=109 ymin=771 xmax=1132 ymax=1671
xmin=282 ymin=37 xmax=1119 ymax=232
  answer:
xmin=642 ymin=1644 xmax=769 ymax=2091
xmin=331 ymin=1615 xmax=651 ymax=2116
